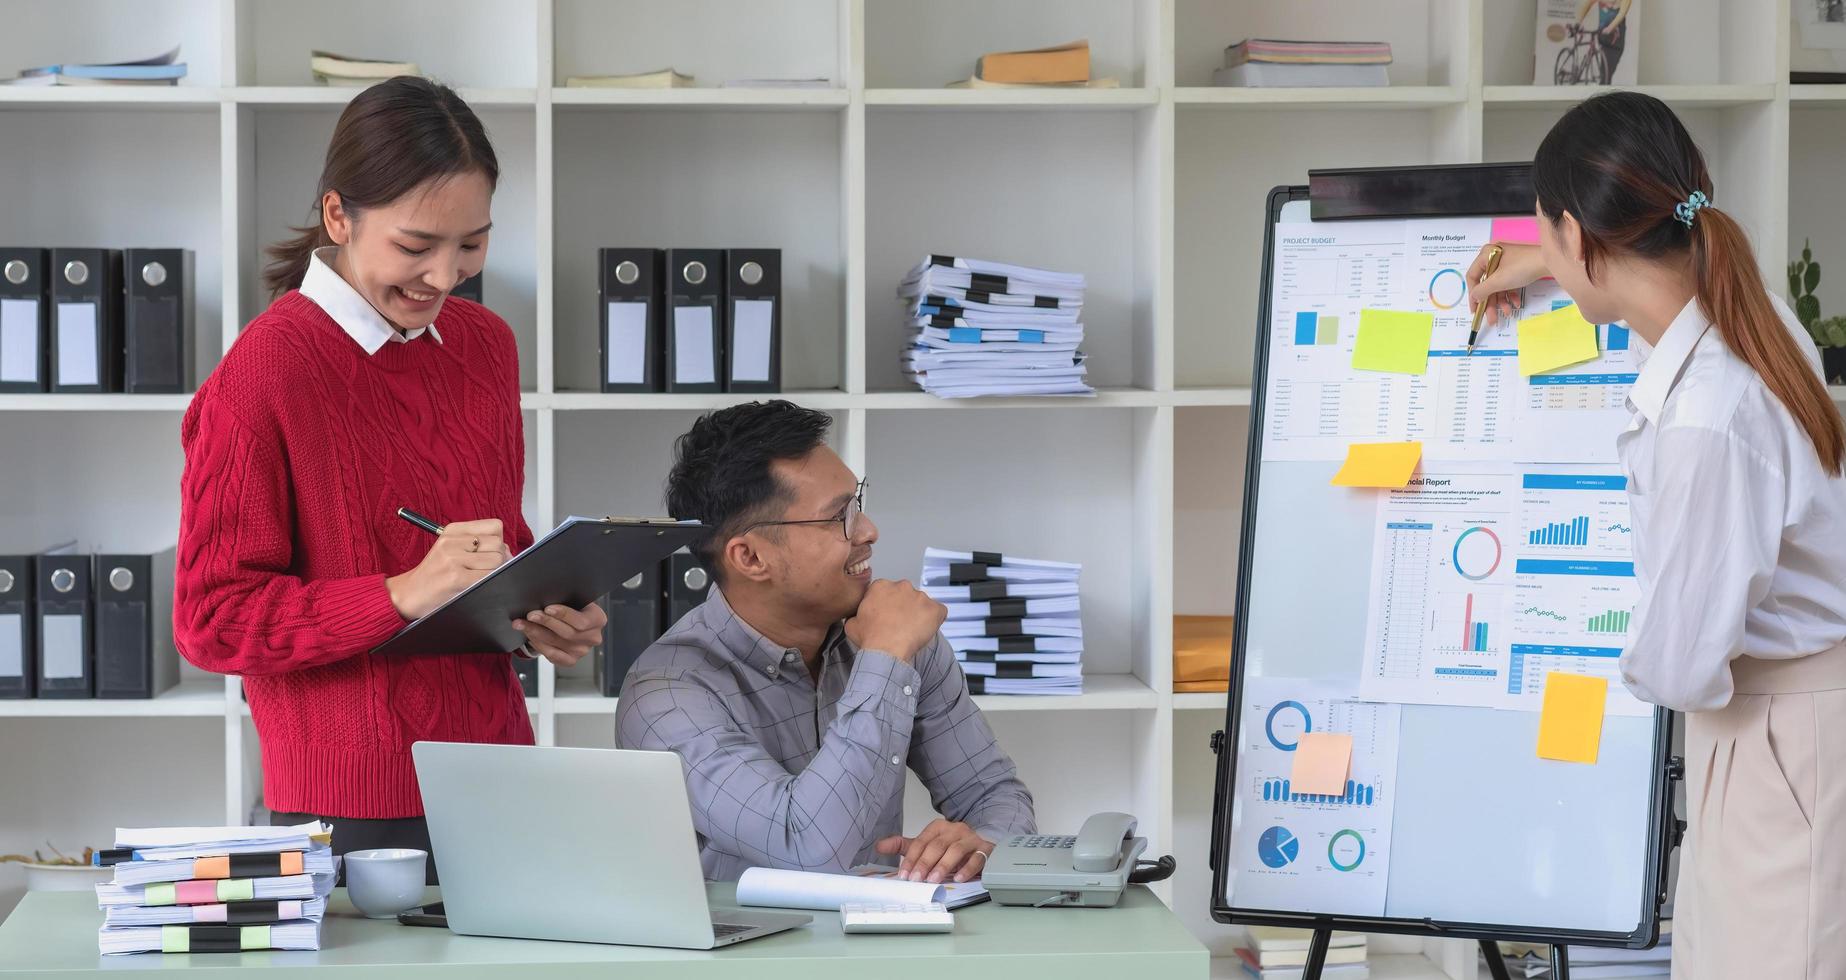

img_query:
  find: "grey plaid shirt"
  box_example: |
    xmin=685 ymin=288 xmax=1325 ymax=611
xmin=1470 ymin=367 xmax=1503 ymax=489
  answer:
xmin=613 ymin=586 xmax=1036 ymax=880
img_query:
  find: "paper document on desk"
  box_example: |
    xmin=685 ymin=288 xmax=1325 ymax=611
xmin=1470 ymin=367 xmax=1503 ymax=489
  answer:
xmin=736 ymin=866 xmax=988 ymax=911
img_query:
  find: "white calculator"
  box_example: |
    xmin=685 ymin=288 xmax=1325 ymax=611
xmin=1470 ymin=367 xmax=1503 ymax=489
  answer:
xmin=838 ymin=902 xmax=954 ymax=934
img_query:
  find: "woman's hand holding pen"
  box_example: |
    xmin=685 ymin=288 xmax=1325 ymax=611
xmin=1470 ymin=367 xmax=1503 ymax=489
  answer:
xmin=385 ymin=518 xmax=509 ymax=620
xmin=1466 ymin=241 xmax=1548 ymax=325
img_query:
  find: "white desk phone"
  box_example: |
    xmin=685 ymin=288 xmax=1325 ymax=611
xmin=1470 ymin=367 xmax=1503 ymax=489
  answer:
xmin=980 ymin=812 xmax=1176 ymax=908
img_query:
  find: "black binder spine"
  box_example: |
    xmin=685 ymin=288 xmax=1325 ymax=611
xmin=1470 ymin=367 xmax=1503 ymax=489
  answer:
xmin=35 ymin=552 xmax=94 ymax=698
xmin=95 ymin=548 xmax=179 ymax=699
xmin=666 ymin=550 xmax=713 ymax=626
xmin=597 ymin=565 xmax=664 ymax=697
xmin=123 ymin=249 xmax=194 ymax=394
xmin=48 ymin=248 xmax=123 ymax=393
xmin=722 ymin=248 xmax=781 ymax=393
xmin=0 ymin=248 xmax=49 ymax=393
xmin=0 ymin=555 xmax=33 ymax=698
xmin=599 ymin=248 xmax=664 ymax=393
xmin=663 ymin=249 xmax=724 ymax=394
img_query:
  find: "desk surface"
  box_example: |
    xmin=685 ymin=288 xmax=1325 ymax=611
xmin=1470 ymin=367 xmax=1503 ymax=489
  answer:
xmin=0 ymin=883 xmax=1207 ymax=979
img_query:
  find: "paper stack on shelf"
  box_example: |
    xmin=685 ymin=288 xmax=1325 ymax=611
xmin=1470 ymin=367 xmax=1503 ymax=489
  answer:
xmin=1236 ymin=926 xmax=1369 ymax=980
xmin=311 ymin=50 xmax=421 ymax=86
xmin=1496 ymin=920 xmax=1672 ymax=979
xmin=3 ymin=46 xmax=187 ymax=87
xmin=898 ymin=256 xmax=1093 ymax=399
xmin=922 ymin=547 xmax=1083 ymax=695
xmin=1212 ymin=39 xmax=1392 ymax=88
xmin=565 ymin=68 xmax=695 ymax=88
xmin=95 ymin=822 xmax=334 ymax=955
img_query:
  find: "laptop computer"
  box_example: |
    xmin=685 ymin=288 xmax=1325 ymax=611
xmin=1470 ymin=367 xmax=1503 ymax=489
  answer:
xmin=413 ymin=742 xmax=811 ymax=949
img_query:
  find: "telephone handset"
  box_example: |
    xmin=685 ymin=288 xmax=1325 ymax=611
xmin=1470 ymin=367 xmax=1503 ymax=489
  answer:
xmin=981 ymin=812 xmax=1174 ymax=908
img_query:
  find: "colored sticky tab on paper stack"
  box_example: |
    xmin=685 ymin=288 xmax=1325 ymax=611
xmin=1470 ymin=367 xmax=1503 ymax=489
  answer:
xmin=1518 ymin=303 xmax=1601 ymax=376
xmin=1290 ymin=732 xmax=1354 ymax=796
xmin=1490 ymin=216 xmax=1540 ymax=244
xmin=1537 ymin=672 xmax=1607 ymax=764
xmin=1353 ymin=310 xmax=1434 ymax=374
xmin=1331 ymin=441 xmax=1421 ymax=488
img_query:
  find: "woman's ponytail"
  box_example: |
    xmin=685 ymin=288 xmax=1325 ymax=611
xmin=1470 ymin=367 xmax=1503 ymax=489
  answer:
xmin=1692 ymin=207 xmax=1845 ymax=475
xmin=259 ymin=76 xmax=499 ymax=300
xmin=1535 ymin=91 xmax=1845 ymax=476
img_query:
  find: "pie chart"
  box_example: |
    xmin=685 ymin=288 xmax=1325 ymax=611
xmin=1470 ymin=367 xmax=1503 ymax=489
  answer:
xmin=1258 ymin=826 xmax=1300 ymax=869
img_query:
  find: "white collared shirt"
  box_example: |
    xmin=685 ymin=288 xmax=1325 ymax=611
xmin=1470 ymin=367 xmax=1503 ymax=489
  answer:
xmin=1616 ymin=293 xmax=1846 ymax=711
xmin=298 ymin=246 xmax=443 ymax=355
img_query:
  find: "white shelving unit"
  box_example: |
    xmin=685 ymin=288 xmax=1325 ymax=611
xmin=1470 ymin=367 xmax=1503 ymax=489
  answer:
xmin=0 ymin=0 xmax=1825 ymax=974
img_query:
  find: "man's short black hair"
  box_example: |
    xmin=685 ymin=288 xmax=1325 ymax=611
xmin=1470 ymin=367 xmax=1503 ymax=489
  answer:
xmin=664 ymin=400 xmax=835 ymax=580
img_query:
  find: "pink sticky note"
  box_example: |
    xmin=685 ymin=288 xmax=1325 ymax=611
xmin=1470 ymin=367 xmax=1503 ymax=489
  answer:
xmin=1290 ymin=732 xmax=1354 ymax=796
xmin=1491 ymin=217 xmax=1540 ymax=245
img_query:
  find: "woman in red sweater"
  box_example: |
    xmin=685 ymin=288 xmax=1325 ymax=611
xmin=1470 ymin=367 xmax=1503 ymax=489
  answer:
xmin=174 ymin=78 xmax=605 ymax=879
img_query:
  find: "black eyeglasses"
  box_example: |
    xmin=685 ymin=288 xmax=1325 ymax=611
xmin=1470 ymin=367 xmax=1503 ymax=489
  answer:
xmin=740 ymin=479 xmax=867 ymax=542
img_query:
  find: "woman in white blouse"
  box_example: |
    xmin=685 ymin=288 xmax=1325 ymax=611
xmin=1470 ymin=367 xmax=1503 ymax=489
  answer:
xmin=1468 ymin=91 xmax=1846 ymax=979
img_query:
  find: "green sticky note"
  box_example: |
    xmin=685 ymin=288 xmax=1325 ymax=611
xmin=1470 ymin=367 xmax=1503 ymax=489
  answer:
xmin=218 ymin=878 xmax=255 ymax=902
xmin=1353 ymin=310 xmax=1435 ymax=374
xmin=161 ymin=925 xmax=189 ymax=953
xmin=1518 ymin=303 xmax=1601 ymax=376
xmin=242 ymin=925 xmax=272 ymax=950
xmin=145 ymin=882 xmax=177 ymax=907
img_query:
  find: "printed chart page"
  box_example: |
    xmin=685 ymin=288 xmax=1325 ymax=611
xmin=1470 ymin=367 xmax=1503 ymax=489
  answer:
xmin=1225 ymin=678 xmax=1402 ymax=918
xmin=1357 ymin=464 xmax=1649 ymax=716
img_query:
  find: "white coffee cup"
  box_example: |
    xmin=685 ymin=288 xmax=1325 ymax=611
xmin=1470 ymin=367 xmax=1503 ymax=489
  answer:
xmin=344 ymin=848 xmax=428 ymax=919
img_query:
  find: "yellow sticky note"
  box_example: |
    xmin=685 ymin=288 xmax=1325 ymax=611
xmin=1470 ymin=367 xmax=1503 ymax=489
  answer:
xmin=1536 ymin=672 xmax=1607 ymax=764
xmin=1331 ymin=441 xmax=1422 ymax=488
xmin=1290 ymin=732 xmax=1354 ymax=796
xmin=1518 ymin=304 xmax=1601 ymax=376
xmin=1353 ymin=309 xmax=1434 ymax=374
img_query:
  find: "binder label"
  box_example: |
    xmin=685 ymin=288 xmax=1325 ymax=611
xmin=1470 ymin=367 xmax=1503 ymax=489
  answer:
xmin=605 ymin=301 xmax=649 ymax=385
xmin=55 ymin=301 xmax=99 ymax=387
xmin=42 ymin=614 xmax=83 ymax=679
xmin=673 ymin=305 xmax=716 ymax=385
xmin=1 ymin=299 xmax=38 ymax=383
xmin=731 ymin=299 xmax=774 ymax=383
xmin=0 ymin=613 xmax=19 ymax=675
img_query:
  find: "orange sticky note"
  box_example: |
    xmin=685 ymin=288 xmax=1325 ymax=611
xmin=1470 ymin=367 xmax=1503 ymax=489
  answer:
xmin=1290 ymin=732 xmax=1354 ymax=796
xmin=1490 ymin=216 xmax=1540 ymax=244
xmin=1537 ymin=672 xmax=1607 ymax=764
xmin=1331 ymin=441 xmax=1421 ymax=488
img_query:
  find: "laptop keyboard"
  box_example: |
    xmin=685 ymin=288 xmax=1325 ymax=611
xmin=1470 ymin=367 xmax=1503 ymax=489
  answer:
xmin=712 ymin=922 xmax=754 ymax=938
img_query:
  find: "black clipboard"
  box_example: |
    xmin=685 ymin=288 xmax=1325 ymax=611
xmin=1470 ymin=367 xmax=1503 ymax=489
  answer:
xmin=370 ymin=517 xmax=706 ymax=658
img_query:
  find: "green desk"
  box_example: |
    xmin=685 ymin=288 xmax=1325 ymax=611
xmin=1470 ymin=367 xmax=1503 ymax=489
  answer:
xmin=0 ymin=883 xmax=1207 ymax=979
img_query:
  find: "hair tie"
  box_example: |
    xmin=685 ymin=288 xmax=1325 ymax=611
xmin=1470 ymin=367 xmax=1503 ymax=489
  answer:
xmin=1674 ymin=190 xmax=1709 ymax=228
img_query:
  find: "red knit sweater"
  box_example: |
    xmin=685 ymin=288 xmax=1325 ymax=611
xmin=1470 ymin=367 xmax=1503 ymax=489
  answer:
xmin=175 ymin=291 xmax=535 ymax=819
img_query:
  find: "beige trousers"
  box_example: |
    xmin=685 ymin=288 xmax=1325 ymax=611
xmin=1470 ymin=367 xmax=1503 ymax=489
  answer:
xmin=1673 ymin=644 xmax=1846 ymax=980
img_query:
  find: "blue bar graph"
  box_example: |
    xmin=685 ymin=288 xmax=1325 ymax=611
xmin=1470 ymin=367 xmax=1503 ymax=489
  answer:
xmin=1529 ymin=515 xmax=1590 ymax=546
xmin=1607 ymin=322 xmax=1630 ymax=350
xmin=1294 ymin=311 xmax=1317 ymax=346
xmin=1262 ymin=777 xmax=1376 ymax=807
xmin=1469 ymin=621 xmax=1488 ymax=651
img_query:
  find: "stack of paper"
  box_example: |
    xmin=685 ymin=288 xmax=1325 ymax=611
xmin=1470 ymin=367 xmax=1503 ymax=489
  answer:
xmin=311 ymin=50 xmax=420 ymax=86
xmin=95 ymin=822 xmax=334 ymax=955
xmin=922 ymin=547 xmax=1083 ymax=695
xmin=1212 ymin=39 xmax=1392 ymax=88
xmin=898 ymin=256 xmax=1094 ymax=399
xmin=564 ymin=68 xmax=694 ymax=88
xmin=3 ymin=47 xmax=187 ymax=87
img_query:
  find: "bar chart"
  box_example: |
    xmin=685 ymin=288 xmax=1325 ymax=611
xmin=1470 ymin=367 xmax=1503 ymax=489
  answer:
xmin=1260 ymin=777 xmax=1379 ymax=807
xmin=1293 ymin=311 xmax=1341 ymax=346
xmin=1529 ymin=515 xmax=1590 ymax=547
xmin=1587 ymin=608 xmax=1632 ymax=634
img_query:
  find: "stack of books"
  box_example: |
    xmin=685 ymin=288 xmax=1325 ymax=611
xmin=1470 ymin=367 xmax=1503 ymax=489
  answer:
xmin=1212 ymin=39 xmax=1393 ymax=88
xmin=922 ymin=548 xmax=1083 ymax=695
xmin=948 ymin=39 xmax=1118 ymax=89
xmin=1236 ymin=927 xmax=1369 ymax=980
xmin=564 ymin=68 xmax=695 ymax=88
xmin=311 ymin=50 xmax=420 ymax=86
xmin=95 ymin=822 xmax=335 ymax=955
xmin=898 ymin=255 xmax=1093 ymax=399
xmin=3 ymin=47 xmax=187 ymax=87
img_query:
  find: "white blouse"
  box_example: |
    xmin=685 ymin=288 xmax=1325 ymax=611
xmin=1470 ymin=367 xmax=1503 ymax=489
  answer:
xmin=299 ymin=246 xmax=443 ymax=354
xmin=1617 ymin=294 xmax=1846 ymax=712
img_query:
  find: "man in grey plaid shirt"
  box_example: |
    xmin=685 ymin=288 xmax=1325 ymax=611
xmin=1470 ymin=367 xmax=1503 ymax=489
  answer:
xmin=614 ymin=401 xmax=1037 ymax=884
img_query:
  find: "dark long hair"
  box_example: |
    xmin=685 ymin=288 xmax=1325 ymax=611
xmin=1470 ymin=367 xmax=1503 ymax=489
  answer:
xmin=1534 ymin=91 xmax=1844 ymax=475
xmin=262 ymin=76 xmax=499 ymax=297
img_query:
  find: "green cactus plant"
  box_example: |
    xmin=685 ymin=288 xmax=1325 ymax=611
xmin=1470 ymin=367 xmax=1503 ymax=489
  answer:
xmin=1817 ymin=316 xmax=1846 ymax=350
xmin=1788 ymin=238 xmax=1825 ymax=341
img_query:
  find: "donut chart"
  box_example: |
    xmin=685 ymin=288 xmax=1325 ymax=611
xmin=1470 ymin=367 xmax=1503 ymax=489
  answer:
xmin=1451 ymin=526 xmax=1502 ymax=581
xmin=1428 ymin=267 xmax=1466 ymax=309
xmin=1328 ymin=829 xmax=1366 ymax=872
xmin=1264 ymin=700 xmax=1312 ymax=751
